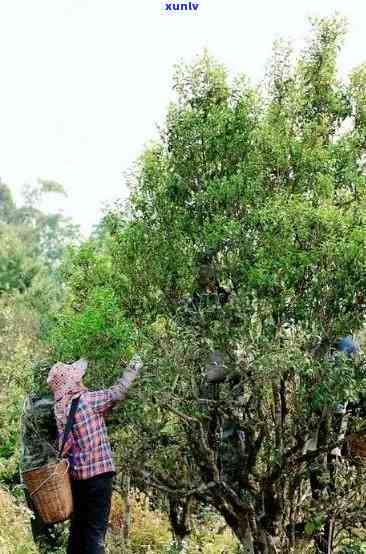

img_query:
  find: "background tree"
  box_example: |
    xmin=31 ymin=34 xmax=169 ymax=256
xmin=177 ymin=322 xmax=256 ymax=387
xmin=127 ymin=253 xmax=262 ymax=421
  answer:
xmin=0 ymin=182 xmax=80 ymax=484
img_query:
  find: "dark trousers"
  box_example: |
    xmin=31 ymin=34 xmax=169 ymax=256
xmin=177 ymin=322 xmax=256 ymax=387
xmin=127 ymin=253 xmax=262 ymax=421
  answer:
xmin=67 ymin=472 xmax=114 ymax=554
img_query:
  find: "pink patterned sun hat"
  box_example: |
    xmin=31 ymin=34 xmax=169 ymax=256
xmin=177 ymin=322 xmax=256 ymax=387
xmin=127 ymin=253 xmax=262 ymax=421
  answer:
xmin=47 ymin=359 xmax=88 ymax=401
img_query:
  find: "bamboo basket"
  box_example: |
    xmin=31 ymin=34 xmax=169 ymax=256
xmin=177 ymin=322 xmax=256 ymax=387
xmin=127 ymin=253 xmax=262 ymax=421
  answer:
xmin=22 ymin=459 xmax=73 ymax=524
xmin=346 ymin=433 xmax=366 ymax=460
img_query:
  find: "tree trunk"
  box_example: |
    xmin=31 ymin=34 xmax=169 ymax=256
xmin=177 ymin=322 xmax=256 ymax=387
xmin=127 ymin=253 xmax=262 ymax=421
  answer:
xmin=252 ymin=530 xmax=281 ymax=554
xmin=235 ymin=526 xmax=255 ymax=554
xmin=213 ymin=506 xmax=280 ymax=554
xmin=168 ymin=496 xmax=193 ymax=545
xmin=122 ymin=473 xmax=131 ymax=545
xmin=313 ymin=516 xmax=335 ymax=554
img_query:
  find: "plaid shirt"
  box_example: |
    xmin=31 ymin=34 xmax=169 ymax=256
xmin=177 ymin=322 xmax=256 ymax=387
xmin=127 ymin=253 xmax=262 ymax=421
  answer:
xmin=58 ymin=362 xmax=141 ymax=480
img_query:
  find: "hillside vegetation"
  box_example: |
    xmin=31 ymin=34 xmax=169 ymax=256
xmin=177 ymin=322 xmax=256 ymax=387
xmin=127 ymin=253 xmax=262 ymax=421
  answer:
xmin=0 ymin=488 xmax=37 ymax=554
xmin=1 ymin=15 xmax=366 ymax=554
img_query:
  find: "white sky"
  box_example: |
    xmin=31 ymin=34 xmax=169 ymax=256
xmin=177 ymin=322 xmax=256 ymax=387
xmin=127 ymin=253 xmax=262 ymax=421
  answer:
xmin=1 ymin=0 xmax=365 ymax=234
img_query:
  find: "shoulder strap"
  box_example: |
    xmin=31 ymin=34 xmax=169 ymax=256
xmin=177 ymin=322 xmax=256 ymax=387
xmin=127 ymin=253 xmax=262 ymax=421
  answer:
xmin=59 ymin=396 xmax=80 ymax=457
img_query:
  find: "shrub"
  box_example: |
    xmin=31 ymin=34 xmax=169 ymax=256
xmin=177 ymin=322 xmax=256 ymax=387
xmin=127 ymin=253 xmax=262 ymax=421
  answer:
xmin=106 ymin=491 xmax=238 ymax=554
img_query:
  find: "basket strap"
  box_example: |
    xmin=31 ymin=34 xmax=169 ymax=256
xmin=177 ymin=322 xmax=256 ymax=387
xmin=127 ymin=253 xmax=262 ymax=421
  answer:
xmin=60 ymin=396 xmax=81 ymax=457
xmin=30 ymin=460 xmax=69 ymax=497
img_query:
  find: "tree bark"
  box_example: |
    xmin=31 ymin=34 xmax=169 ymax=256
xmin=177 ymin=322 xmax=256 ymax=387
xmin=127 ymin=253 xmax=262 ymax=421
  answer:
xmin=168 ymin=496 xmax=193 ymax=544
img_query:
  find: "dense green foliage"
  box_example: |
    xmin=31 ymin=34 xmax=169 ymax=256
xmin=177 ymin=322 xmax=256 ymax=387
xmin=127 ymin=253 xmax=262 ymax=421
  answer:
xmin=0 ymin=182 xmax=80 ymax=481
xmin=48 ymin=16 xmax=366 ymax=553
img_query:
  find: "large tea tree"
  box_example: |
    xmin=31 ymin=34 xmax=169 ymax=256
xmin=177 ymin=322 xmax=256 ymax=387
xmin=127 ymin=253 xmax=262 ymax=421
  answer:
xmin=51 ymin=16 xmax=366 ymax=553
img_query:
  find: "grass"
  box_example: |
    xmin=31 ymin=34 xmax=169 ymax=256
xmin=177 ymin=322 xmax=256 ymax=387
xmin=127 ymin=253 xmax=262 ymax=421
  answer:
xmin=0 ymin=487 xmax=37 ymax=554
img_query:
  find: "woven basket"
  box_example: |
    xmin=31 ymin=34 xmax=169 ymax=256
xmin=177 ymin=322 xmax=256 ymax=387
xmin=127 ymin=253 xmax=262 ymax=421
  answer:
xmin=22 ymin=459 xmax=73 ymax=524
xmin=346 ymin=433 xmax=366 ymax=460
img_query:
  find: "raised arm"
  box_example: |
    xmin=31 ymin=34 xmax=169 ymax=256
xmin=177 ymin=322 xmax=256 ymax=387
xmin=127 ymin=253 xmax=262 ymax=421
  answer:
xmin=84 ymin=355 xmax=143 ymax=414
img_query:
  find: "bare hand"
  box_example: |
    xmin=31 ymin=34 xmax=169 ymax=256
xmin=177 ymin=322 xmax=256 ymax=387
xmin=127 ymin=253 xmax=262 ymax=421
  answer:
xmin=129 ymin=354 xmax=143 ymax=373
